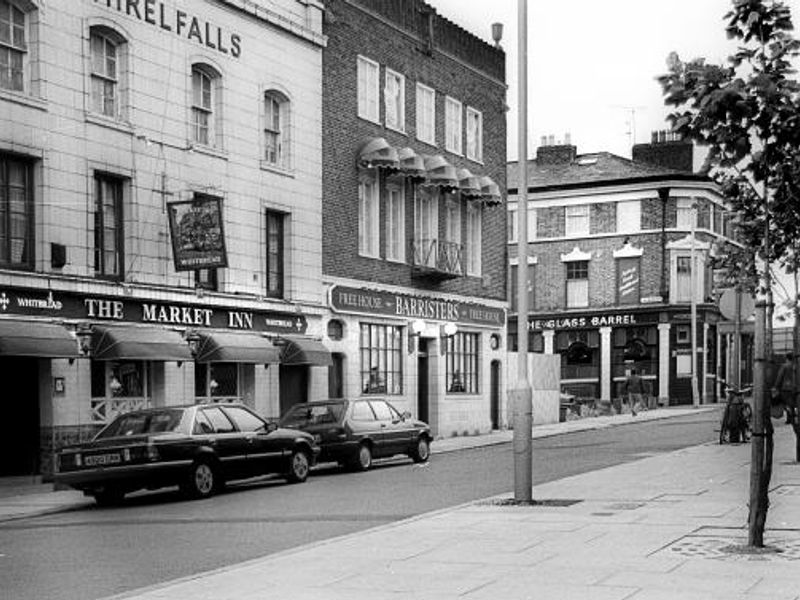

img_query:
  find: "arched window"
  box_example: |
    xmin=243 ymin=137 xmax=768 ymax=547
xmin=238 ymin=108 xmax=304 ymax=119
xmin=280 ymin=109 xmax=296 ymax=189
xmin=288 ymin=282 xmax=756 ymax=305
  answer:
xmin=89 ymin=26 xmax=127 ymax=119
xmin=263 ymin=90 xmax=290 ymax=169
xmin=191 ymin=63 xmax=222 ymax=147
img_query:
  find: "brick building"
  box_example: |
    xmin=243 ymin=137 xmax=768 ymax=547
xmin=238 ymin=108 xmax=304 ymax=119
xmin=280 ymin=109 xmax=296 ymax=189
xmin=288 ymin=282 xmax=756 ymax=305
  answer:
xmin=507 ymin=133 xmax=736 ymax=406
xmin=0 ymin=0 xmax=326 ymax=477
xmin=321 ymin=0 xmax=508 ymax=437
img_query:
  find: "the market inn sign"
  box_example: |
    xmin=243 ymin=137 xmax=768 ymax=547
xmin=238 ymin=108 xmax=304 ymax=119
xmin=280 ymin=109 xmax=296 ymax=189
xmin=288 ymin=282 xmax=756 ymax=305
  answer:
xmin=329 ymin=285 xmax=506 ymax=327
xmin=0 ymin=286 xmax=306 ymax=334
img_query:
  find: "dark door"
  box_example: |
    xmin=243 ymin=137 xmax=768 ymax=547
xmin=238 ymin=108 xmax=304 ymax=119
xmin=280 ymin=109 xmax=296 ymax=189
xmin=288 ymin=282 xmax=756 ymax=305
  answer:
xmin=417 ymin=340 xmax=429 ymax=423
xmin=329 ymin=353 xmax=344 ymax=398
xmin=280 ymin=365 xmax=308 ymax=415
xmin=490 ymin=360 xmax=500 ymax=430
xmin=0 ymin=358 xmax=40 ymax=476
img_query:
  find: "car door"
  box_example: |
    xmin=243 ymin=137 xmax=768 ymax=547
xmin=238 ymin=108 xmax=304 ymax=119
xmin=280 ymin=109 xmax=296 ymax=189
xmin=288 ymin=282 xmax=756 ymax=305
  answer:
xmin=349 ymin=400 xmax=382 ymax=455
xmin=368 ymin=399 xmax=405 ymax=457
xmin=384 ymin=400 xmax=417 ymax=451
xmin=221 ymin=405 xmax=286 ymax=475
xmin=199 ymin=406 xmax=250 ymax=480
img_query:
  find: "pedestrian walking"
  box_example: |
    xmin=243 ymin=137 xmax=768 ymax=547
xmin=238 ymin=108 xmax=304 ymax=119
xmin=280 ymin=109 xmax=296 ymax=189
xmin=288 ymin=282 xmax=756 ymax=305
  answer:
xmin=772 ymin=353 xmax=797 ymax=425
xmin=624 ymin=367 xmax=645 ymax=417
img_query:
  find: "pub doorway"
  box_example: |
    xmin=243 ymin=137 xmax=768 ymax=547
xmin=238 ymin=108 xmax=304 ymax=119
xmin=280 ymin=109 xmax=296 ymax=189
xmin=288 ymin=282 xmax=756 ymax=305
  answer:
xmin=490 ymin=360 xmax=500 ymax=429
xmin=279 ymin=365 xmax=308 ymax=416
xmin=0 ymin=358 xmax=40 ymax=476
xmin=417 ymin=339 xmax=429 ymax=423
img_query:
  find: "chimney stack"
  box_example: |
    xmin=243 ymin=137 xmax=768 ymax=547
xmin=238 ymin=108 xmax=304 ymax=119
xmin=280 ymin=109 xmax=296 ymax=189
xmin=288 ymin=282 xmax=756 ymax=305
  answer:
xmin=632 ymin=130 xmax=693 ymax=172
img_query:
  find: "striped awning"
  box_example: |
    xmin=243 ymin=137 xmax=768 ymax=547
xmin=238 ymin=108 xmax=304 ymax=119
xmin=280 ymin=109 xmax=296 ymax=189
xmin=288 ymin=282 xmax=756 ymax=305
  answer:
xmin=358 ymin=137 xmax=400 ymax=169
xmin=398 ymin=147 xmax=426 ymax=179
xmin=424 ymin=155 xmax=459 ymax=189
xmin=457 ymin=168 xmax=483 ymax=197
xmin=479 ymin=176 xmax=503 ymax=206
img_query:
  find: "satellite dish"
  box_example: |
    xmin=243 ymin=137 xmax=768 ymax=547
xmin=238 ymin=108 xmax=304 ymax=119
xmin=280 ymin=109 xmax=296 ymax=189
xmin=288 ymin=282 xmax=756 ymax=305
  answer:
xmin=719 ymin=289 xmax=755 ymax=321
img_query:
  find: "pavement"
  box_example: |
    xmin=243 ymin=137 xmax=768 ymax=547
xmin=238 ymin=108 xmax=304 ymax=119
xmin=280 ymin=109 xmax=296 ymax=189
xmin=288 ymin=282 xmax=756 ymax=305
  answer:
xmin=8 ymin=405 xmax=800 ymax=599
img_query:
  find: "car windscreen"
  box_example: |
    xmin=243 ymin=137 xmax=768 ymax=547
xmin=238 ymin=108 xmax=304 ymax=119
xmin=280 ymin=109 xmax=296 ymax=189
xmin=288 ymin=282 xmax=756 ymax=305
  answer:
xmin=95 ymin=409 xmax=184 ymax=439
xmin=280 ymin=403 xmax=345 ymax=427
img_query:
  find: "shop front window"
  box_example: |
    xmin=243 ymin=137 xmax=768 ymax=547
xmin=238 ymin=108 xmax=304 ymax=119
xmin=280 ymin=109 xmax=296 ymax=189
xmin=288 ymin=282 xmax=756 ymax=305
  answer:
xmin=195 ymin=362 xmax=239 ymax=403
xmin=360 ymin=323 xmax=402 ymax=395
xmin=445 ymin=332 xmax=479 ymax=394
xmin=90 ymin=360 xmax=150 ymax=423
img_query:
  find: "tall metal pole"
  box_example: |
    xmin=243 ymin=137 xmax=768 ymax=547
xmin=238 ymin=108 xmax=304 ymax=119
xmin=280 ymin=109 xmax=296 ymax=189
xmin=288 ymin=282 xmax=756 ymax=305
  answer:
xmin=512 ymin=0 xmax=532 ymax=502
xmin=690 ymin=203 xmax=700 ymax=406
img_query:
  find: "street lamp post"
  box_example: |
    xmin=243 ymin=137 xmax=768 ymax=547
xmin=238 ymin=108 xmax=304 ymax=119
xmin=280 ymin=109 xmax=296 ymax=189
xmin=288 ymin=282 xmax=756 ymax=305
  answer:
xmin=512 ymin=0 xmax=532 ymax=503
xmin=690 ymin=202 xmax=700 ymax=407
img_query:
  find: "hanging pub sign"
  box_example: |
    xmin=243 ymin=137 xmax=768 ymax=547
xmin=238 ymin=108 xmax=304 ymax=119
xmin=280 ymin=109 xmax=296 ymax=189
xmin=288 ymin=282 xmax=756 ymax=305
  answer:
xmin=167 ymin=196 xmax=228 ymax=271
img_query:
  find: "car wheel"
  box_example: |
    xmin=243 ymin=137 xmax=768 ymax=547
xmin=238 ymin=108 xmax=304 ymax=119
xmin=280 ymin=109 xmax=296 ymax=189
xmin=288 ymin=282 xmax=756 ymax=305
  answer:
xmin=352 ymin=443 xmax=372 ymax=471
xmin=286 ymin=449 xmax=310 ymax=483
xmin=410 ymin=436 xmax=430 ymax=463
xmin=93 ymin=487 xmax=125 ymax=506
xmin=182 ymin=459 xmax=218 ymax=499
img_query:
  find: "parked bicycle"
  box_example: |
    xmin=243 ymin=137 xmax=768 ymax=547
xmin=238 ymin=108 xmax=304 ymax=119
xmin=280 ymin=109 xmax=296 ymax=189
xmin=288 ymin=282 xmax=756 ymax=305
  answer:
xmin=719 ymin=383 xmax=753 ymax=444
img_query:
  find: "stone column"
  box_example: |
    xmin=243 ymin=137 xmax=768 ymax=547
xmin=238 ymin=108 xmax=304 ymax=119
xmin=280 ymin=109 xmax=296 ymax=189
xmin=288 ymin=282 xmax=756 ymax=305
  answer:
xmin=659 ymin=322 xmax=671 ymax=405
xmin=600 ymin=326 xmax=612 ymax=401
xmin=543 ymin=330 xmax=555 ymax=354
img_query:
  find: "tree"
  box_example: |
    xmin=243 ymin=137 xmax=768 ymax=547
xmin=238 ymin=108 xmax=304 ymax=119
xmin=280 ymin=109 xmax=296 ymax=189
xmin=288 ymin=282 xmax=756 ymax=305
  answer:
xmin=658 ymin=0 xmax=800 ymax=547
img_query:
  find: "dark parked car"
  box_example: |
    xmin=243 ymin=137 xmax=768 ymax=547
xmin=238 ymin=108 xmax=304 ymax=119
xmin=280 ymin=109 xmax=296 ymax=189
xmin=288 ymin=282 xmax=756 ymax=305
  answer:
xmin=279 ymin=398 xmax=431 ymax=471
xmin=55 ymin=403 xmax=319 ymax=505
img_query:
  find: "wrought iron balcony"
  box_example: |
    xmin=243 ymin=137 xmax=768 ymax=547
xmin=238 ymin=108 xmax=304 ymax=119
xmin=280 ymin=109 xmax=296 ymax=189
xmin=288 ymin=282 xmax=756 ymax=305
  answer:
xmin=411 ymin=238 xmax=463 ymax=280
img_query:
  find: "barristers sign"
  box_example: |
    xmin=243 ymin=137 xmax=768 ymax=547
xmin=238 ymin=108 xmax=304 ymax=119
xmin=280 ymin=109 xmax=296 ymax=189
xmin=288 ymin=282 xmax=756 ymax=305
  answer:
xmin=329 ymin=285 xmax=505 ymax=327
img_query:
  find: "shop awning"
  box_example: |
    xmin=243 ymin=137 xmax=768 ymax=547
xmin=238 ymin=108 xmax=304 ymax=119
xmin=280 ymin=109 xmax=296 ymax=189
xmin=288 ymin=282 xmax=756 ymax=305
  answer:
xmin=424 ymin=155 xmax=459 ymax=189
xmin=193 ymin=332 xmax=281 ymax=364
xmin=457 ymin=168 xmax=482 ymax=197
xmin=0 ymin=320 xmax=79 ymax=358
xmin=398 ymin=147 xmax=426 ymax=179
xmin=91 ymin=326 xmax=193 ymax=361
xmin=479 ymin=176 xmax=503 ymax=206
xmin=358 ymin=137 xmax=400 ymax=169
xmin=274 ymin=336 xmax=332 ymax=366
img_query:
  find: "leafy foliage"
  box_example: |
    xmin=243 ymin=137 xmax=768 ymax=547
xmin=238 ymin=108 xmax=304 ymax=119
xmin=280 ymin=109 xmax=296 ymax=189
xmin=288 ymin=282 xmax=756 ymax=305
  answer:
xmin=658 ymin=0 xmax=800 ymax=292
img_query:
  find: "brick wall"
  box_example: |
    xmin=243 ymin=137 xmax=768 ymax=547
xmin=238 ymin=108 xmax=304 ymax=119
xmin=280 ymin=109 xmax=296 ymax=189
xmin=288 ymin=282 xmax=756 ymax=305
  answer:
xmin=322 ymin=0 xmax=507 ymax=301
xmin=590 ymin=203 xmax=616 ymax=235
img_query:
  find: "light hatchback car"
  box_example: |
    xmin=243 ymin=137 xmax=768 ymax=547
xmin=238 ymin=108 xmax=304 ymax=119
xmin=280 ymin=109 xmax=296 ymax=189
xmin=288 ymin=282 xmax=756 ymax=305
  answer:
xmin=279 ymin=398 xmax=432 ymax=471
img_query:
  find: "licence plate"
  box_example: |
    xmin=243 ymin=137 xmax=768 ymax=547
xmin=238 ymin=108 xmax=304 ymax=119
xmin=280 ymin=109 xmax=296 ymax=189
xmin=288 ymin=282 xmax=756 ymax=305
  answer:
xmin=84 ymin=453 xmax=122 ymax=466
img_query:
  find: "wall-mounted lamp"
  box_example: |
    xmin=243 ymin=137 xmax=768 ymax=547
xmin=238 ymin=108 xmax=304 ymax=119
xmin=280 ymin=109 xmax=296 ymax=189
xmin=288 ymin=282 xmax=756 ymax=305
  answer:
xmin=407 ymin=319 xmax=426 ymax=354
xmin=440 ymin=322 xmax=458 ymax=355
xmin=75 ymin=322 xmax=94 ymax=356
xmin=109 ymin=375 xmax=123 ymax=395
xmin=185 ymin=329 xmax=202 ymax=358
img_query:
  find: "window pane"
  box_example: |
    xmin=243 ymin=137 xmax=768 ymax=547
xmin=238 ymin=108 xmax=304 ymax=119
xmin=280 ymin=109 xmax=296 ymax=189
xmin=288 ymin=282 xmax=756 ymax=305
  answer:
xmin=360 ymin=323 xmax=403 ymax=395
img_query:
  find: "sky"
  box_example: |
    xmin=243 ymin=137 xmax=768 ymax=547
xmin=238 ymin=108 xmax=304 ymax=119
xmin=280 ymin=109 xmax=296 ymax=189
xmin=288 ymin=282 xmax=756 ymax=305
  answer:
xmin=428 ymin=0 xmax=800 ymax=314
xmin=428 ymin=0 xmax=800 ymax=161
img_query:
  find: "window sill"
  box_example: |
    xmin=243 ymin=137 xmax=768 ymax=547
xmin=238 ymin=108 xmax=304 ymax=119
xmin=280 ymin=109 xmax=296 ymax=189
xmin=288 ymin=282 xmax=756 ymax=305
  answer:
xmin=386 ymin=256 xmax=406 ymax=265
xmin=259 ymin=160 xmax=295 ymax=177
xmin=358 ymin=251 xmax=380 ymax=260
xmin=385 ymin=124 xmax=407 ymax=136
xmin=0 ymin=89 xmax=47 ymax=111
xmin=188 ymin=143 xmax=229 ymax=160
xmin=85 ymin=113 xmax=134 ymax=135
xmin=358 ymin=114 xmax=381 ymax=126
xmin=416 ymin=135 xmax=437 ymax=148
xmin=445 ymin=147 xmax=464 ymax=158
xmin=466 ymin=155 xmax=484 ymax=165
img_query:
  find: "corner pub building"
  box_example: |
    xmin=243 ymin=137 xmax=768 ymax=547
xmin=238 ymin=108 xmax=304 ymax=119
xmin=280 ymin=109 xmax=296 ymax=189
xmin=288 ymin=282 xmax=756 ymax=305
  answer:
xmin=0 ymin=0 xmax=328 ymax=479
